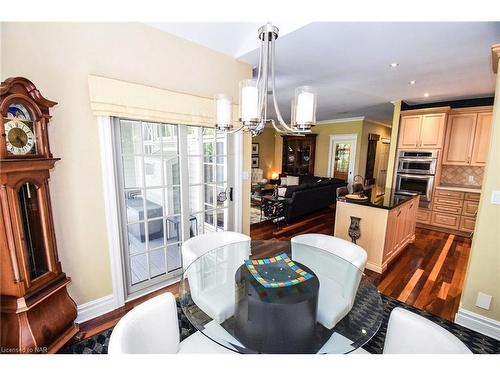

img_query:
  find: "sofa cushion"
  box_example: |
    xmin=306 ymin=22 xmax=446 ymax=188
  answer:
xmin=299 ymin=175 xmax=320 ymax=185
xmin=287 ymin=176 xmax=299 ymax=186
xmin=284 ymin=184 xmax=308 ymax=198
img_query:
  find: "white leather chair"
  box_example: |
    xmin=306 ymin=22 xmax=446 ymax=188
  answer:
xmin=354 ymin=307 xmax=472 ymax=354
xmin=108 ymin=292 xmax=232 ymax=354
xmin=291 ymin=234 xmax=367 ymax=329
xmin=182 ymin=231 xmax=251 ymax=324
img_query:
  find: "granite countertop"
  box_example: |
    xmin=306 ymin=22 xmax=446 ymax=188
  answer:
xmin=337 ymin=188 xmax=419 ymax=210
xmin=436 ymin=185 xmax=481 ymax=193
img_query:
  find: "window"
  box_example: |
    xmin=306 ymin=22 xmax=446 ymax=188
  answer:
xmin=114 ymin=118 xmax=233 ymax=297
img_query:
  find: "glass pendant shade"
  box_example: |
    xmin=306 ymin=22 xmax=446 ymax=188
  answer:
xmin=292 ymin=86 xmax=316 ymax=130
xmin=215 ymin=94 xmax=232 ymax=131
xmin=239 ymin=79 xmax=260 ymax=123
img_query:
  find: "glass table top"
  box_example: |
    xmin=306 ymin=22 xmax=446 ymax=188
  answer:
xmin=179 ymin=239 xmax=383 ymax=354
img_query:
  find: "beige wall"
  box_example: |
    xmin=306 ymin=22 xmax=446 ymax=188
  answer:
xmin=241 ymin=132 xmax=252 ymax=235
xmin=252 ymin=127 xmax=278 ymax=180
xmin=312 ymin=120 xmax=364 ymax=177
xmin=274 ymin=134 xmax=283 ymax=174
xmin=459 ymin=54 xmax=500 ymax=322
xmin=1 ymin=22 xmax=251 ymax=305
xmin=384 ymin=101 xmax=402 ymax=189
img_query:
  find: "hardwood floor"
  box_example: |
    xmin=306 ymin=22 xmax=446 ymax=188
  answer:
xmin=250 ymin=205 xmax=336 ymax=240
xmin=250 ymin=206 xmax=471 ymax=322
xmin=73 ymin=206 xmax=470 ymax=342
xmin=374 ymin=228 xmax=471 ymax=321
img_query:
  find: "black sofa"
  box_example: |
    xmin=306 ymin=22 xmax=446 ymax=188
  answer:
xmin=280 ymin=175 xmax=347 ymax=222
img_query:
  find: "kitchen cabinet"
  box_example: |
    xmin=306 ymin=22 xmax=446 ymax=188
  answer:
xmin=334 ymin=195 xmax=419 ymax=274
xmin=443 ymin=111 xmax=492 ymax=166
xmin=384 ymin=197 xmax=417 ymax=263
xmin=471 ymin=112 xmax=493 ymax=166
xmin=398 ymin=113 xmax=447 ymax=149
xmin=418 ymin=187 xmax=481 ymax=235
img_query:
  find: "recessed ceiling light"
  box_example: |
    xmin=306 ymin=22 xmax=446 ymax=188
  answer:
xmin=389 ymin=63 xmax=399 ymax=68
xmin=424 ymin=93 xmax=430 ymax=98
xmin=409 ymin=80 xmax=416 ymax=85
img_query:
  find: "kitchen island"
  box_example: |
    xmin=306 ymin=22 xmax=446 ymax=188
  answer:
xmin=334 ymin=189 xmax=419 ymax=274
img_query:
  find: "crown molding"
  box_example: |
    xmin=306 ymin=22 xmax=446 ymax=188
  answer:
xmin=492 ymin=44 xmax=500 ymax=74
xmin=364 ymin=119 xmax=392 ymax=128
xmin=316 ymin=116 xmax=365 ymax=125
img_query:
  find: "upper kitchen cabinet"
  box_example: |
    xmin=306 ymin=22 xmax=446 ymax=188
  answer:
xmin=443 ymin=109 xmax=493 ymax=166
xmin=398 ymin=111 xmax=447 ymax=149
xmin=470 ymin=112 xmax=493 ymax=166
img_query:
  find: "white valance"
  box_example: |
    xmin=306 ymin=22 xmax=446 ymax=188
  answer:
xmin=88 ymin=75 xmax=238 ymax=127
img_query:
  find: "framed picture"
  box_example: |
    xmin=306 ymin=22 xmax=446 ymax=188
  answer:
xmin=252 ymin=143 xmax=259 ymax=155
xmin=252 ymin=156 xmax=260 ymax=168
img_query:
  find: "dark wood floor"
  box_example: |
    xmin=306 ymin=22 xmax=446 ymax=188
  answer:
xmin=251 ymin=206 xmax=336 ymax=240
xmin=250 ymin=205 xmax=471 ymax=322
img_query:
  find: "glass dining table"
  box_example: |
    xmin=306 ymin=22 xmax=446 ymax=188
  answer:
xmin=179 ymin=239 xmax=383 ymax=354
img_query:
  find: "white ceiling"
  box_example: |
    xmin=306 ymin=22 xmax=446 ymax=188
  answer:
xmin=148 ymin=22 xmax=500 ymax=124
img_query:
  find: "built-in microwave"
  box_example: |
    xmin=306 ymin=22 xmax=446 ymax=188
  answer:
xmin=397 ymin=150 xmax=438 ymax=175
xmin=395 ymin=173 xmax=434 ymax=203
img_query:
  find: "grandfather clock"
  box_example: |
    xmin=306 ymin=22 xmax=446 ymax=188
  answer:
xmin=0 ymin=77 xmax=77 ymax=353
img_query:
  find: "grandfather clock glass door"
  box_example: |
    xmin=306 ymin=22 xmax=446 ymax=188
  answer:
xmin=18 ymin=182 xmax=50 ymax=280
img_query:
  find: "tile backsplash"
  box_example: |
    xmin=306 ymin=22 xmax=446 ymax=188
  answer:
xmin=440 ymin=165 xmax=484 ymax=187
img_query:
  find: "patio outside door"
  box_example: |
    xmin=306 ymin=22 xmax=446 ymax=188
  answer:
xmin=113 ymin=118 xmax=236 ymax=298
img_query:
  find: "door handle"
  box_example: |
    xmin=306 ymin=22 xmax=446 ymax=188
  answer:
xmin=229 ymin=187 xmax=233 ymax=201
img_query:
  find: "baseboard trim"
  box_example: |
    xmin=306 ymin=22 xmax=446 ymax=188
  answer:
xmin=455 ymin=307 xmax=500 ymax=340
xmin=76 ymin=294 xmax=117 ymax=323
xmin=365 ymin=262 xmax=383 ymax=274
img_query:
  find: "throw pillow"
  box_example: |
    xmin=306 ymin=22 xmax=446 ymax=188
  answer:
xmin=278 ymin=187 xmax=287 ymax=197
xmin=287 ymin=175 xmax=299 ymax=186
xmin=280 ymin=177 xmax=288 ymax=186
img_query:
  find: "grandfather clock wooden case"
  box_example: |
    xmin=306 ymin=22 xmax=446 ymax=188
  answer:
xmin=0 ymin=77 xmax=77 ymax=353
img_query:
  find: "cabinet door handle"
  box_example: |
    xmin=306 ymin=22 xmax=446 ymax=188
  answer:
xmin=397 ymin=210 xmax=402 ymax=217
xmin=474 ymin=210 xmax=478 ymax=218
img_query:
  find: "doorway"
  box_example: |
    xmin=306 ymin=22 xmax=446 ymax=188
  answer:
xmin=327 ymin=134 xmax=358 ymax=184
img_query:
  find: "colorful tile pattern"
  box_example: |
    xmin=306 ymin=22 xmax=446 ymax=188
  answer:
xmin=244 ymin=253 xmax=314 ymax=288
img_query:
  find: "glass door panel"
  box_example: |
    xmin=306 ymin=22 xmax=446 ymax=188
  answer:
xmin=116 ymin=119 xmax=182 ymax=296
xmin=115 ymin=119 xmax=235 ymax=298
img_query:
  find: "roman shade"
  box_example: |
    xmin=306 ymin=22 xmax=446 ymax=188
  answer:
xmin=88 ymin=75 xmax=238 ymax=126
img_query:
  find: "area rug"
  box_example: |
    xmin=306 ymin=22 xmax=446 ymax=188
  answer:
xmin=59 ymin=294 xmax=500 ymax=354
xmin=250 ymin=205 xmax=268 ymax=224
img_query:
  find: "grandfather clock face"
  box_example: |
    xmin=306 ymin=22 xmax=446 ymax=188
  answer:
xmin=4 ymin=103 xmax=37 ymax=156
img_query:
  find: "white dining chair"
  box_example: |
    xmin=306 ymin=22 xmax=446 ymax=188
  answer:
xmin=182 ymin=231 xmax=251 ymax=324
xmin=291 ymin=233 xmax=367 ymax=329
xmin=182 ymin=231 xmax=251 ymax=270
xmin=108 ymin=292 xmax=232 ymax=354
xmin=354 ymin=307 xmax=472 ymax=354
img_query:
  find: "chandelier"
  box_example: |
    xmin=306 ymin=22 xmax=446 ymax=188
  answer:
xmin=215 ymin=23 xmax=317 ymax=136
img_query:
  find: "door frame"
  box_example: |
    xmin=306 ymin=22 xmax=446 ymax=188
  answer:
xmin=327 ymin=134 xmax=358 ymax=185
xmin=96 ymin=116 xmax=244 ymax=311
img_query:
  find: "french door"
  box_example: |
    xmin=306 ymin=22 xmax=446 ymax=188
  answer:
xmin=328 ymin=134 xmax=358 ymax=185
xmin=113 ymin=118 xmax=235 ymax=298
